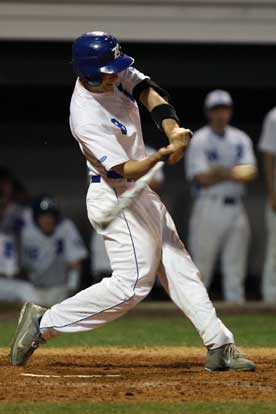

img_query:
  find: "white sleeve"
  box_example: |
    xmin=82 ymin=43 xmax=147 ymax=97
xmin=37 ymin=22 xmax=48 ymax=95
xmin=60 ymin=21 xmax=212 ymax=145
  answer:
xmin=76 ymin=123 xmax=130 ymax=171
xmin=259 ymin=111 xmax=276 ymax=154
xmin=118 ymin=67 xmax=149 ymax=95
xmin=185 ymin=137 xmax=210 ymax=180
xmin=236 ymin=133 xmax=256 ymax=166
xmin=64 ymin=220 xmax=88 ymax=264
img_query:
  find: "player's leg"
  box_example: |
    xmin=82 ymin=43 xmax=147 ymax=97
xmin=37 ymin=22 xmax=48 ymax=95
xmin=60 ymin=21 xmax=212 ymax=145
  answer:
xmin=221 ymin=204 xmax=250 ymax=303
xmin=33 ymin=286 xmax=70 ymax=307
xmin=10 ymin=186 xmax=164 ymax=366
xmin=0 ymin=277 xmax=37 ymax=303
xmin=39 ymin=196 xmax=161 ymax=336
xmin=159 ymin=209 xmax=255 ymax=371
xmin=189 ymin=198 xmax=223 ymax=289
xmin=90 ymin=230 xmax=112 ymax=283
xmin=262 ymin=204 xmax=276 ymax=303
xmin=160 ymin=209 xmax=233 ymax=349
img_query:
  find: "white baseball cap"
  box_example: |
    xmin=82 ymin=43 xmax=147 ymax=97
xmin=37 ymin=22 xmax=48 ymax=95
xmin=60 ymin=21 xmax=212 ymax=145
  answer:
xmin=204 ymin=90 xmax=233 ymax=111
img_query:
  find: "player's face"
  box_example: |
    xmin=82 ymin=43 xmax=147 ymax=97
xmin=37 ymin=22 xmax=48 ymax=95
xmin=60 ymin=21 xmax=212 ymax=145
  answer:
xmin=37 ymin=214 xmax=57 ymax=235
xmin=100 ymin=73 xmax=119 ymax=92
xmin=207 ymin=106 xmax=232 ymax=130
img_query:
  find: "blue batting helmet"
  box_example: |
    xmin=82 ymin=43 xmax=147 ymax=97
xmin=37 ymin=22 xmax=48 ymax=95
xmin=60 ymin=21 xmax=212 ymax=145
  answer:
xmin=72 ymin=31 xmax=134 ymax=86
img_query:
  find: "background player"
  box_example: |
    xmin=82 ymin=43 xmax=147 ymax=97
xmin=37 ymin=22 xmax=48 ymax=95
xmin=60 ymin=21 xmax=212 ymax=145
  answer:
xmin=186 ymin=90 xmax=257 ymax=303
xmin=0 ymin=167 xmax=27 ymax=278
xmin=20 ymin=195 xmax=88 ymax=306
xmin=10 ymin=32 xmax=255 ymax=372
xmin=259 ymin=107 xmax=276 ymax=303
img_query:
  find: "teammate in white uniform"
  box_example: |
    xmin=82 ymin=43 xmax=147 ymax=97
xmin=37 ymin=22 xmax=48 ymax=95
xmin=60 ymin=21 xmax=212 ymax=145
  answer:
xmin=259 ymin=107 xmax=276 ymax=302
xmin=90 ymin=145 xmax=164 ymax=282
xmin=0 ymin=168 xmax=36 ymax=303
xmin=186 ymin=90 xmax=257 ymax=303
xmin=10 ymin=32 xmax=255 ymax=372
xmin=20 ymin=195 xmax=88 ymax=306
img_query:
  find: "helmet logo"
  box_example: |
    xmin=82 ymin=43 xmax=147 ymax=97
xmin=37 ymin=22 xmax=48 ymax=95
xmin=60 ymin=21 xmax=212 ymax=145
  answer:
xmin=112 ymin=44 xmax=121 ymax=59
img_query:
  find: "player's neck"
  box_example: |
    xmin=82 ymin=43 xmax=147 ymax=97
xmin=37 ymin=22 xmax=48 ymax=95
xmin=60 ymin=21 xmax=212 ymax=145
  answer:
xmin=80 ymin=80 xmax=113 ymax=94
xmin=210 ymin=124 xmax=227 ymax=137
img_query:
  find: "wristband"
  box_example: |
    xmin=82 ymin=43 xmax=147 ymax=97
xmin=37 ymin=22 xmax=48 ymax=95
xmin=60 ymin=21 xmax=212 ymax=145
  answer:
xmin=150 ymin=103 xmax=180 ymax=132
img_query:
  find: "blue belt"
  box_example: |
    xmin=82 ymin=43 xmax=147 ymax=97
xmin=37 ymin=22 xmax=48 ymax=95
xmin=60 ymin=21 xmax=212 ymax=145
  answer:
xmin=223 ymin=196 xmax=238 ymax=205
xmin=91 ymin=170 xmax=127 ymax=183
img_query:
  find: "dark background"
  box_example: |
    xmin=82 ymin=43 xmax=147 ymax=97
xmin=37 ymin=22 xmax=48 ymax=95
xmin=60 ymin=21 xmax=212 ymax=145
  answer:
xmin=1 ymin=40 xmax=275 ymax=298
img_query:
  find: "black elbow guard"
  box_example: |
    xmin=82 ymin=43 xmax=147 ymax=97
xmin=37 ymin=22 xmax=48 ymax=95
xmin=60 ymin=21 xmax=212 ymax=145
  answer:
xmin=150 ymin=104 xmax=180 ymax=132
xmin=132 ymin=78 xmax=170 ymax=102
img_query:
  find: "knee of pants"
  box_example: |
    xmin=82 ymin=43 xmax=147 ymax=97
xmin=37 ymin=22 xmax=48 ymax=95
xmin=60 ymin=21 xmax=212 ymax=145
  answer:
xmin=109 ymin=265 xmax=156 ymax=301
xmin=133 ymin=273 xmax=156 ymax=299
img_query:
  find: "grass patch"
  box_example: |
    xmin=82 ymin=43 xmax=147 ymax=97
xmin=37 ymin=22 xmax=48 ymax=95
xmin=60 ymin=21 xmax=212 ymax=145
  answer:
xmin=0 ymin=401 xmax=276 ymax=414
xmin=0 ymin=313 xmax=276 ymax=348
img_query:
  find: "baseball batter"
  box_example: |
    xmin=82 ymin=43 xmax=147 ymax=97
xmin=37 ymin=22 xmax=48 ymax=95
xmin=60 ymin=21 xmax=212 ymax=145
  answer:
xmin=186 ymin=90 xmax=257 ymax=303
xmin=10 ymin=32 xmax=255 ymax=372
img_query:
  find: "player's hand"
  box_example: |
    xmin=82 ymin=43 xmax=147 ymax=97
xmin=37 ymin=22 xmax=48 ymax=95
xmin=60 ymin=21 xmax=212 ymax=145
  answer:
xmin=166 ymin=127 xmax=192 ymax=165
xmin=231 ymin=164 xmax=257 ymax=182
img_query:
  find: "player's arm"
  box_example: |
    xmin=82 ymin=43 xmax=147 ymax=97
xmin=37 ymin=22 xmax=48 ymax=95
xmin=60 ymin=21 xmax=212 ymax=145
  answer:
xmin=195 ymin=164 xmax=257 ymax=187
xmin=195 ymin=167 xmax=234 ymax=187
xmin=113 ymin=146 xmax=173 ymax=180
xmin=114 ymin=77 xmax=191 ymax=179
xmin=138 ymin=86 xmax=191 ymax=165
xmin=262 ymin=151 xmax=276 ymax=210
xmin=67 ymin=261 xmax=82 ymax=292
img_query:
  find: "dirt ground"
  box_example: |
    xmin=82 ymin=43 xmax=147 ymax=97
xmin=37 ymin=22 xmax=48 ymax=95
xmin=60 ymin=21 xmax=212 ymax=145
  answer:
xmin=0 ymin=347 xmax=275 ymax=402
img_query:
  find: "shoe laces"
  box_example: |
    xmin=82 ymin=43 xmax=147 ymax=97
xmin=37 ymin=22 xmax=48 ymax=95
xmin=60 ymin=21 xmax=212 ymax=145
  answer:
xmin=224 ymin=344 xmax=245 ymax=360
xmin=31 ymin=334 xmax=46 ymax=349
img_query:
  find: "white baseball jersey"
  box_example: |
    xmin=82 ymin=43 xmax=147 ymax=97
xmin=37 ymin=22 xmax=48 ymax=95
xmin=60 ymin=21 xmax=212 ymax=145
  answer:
xmin=259 ymin=107 xmax=276 ymax=302
xmin=0 ymin=203 xmax=29 ymax=277
xmin=21 ymin=218 xmax=87 ymax=287
xmin=186 ymin=126 xmax=256 ymax=197
xmin=259 ymin=107 xmax=276 ymax=186
xmin=70 ymin=67 xmax=148 ymax=179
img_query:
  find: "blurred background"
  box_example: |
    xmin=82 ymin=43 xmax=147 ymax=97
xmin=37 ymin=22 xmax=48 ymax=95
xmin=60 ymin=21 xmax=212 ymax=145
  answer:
xmin=1 ymin=0 xmax=276 ymax=301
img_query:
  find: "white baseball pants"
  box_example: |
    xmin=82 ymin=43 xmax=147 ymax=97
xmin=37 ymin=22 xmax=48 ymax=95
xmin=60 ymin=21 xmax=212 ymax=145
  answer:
xmin=40 ymin=181 xmax=234 ymax=349
xmin=262 ymin=204 xmax=276 ymax=303
xmin=189 ymin=196 xmax=250 ymax=303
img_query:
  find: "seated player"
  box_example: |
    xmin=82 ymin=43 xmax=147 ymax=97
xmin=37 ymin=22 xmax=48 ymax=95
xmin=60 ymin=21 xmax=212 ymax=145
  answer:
xmin=0 ymin=167 xmax=36 ymax=303
xmin=20 ymin=195 xmax=88 ymax=306
xmin=10 ymin=32 xmax=255 ymax=372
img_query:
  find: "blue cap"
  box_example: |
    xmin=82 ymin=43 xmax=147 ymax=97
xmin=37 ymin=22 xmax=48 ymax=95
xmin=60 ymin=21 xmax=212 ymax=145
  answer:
xmin=72 ymin=31 xmax=134 ymax=86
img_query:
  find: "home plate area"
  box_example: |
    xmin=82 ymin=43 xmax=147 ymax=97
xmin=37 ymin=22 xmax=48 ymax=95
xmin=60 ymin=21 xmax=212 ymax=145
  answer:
xmin=0 ymin=347 xmax=275 ymax=403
